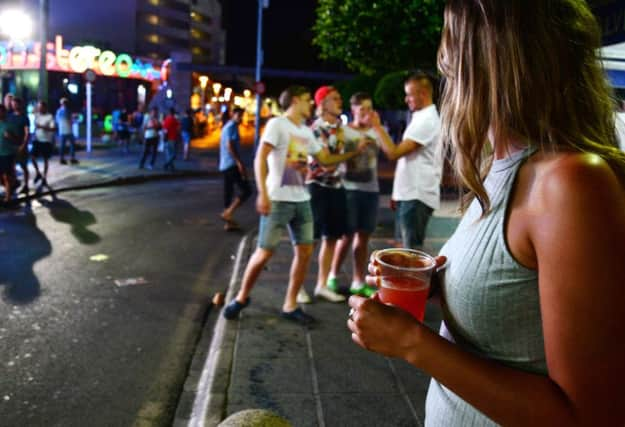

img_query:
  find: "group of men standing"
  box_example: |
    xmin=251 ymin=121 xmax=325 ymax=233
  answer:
xmin=220 ymin=72 xmax=443 ymax=325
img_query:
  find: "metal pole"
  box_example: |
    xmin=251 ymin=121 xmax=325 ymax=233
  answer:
xmin=86 ymin=82 xmax=92 ymax=153
xmin=253 ymin=0 xmax=265 ymax=151
xmin=38 ymin=0 xmax=48 ymax=103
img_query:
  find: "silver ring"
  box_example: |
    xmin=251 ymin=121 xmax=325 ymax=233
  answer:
xmin=348 ymin=308 xmax=355 ymax=321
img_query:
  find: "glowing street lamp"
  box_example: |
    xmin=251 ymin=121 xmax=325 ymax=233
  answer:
xmin=199 ymin=75 xmax=209 ymax=109
xmin=0 ymin=9 xmax=33 ymax=40
xmin=212 ymin=82 xmax=222 ymax=96
xmin=224 ymin=87 xmax=232 ymax=102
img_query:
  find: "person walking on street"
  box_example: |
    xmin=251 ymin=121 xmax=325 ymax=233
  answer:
xmin=8 ymin=97 xmax=31 ymax=195
xmin=116 ymin=109 xmax=131 ymax=154
xmin=389 ymin=72 xmax=443 ymax=250
xmin=0 ymin=105 xmax=15 ymax=205
xmin=139 ymin=107 xmax=161 ymax=170
xmin=31 ymin=100 xmax=56 ymax=188
xmin=56 ymin=98 xmax=78 ymax=165
xmin=303 ymin=86 xmax=348 ymax=303
xmin=349 ymin=1 xmax=625 ymax=425
xmin=181 ymin=109 xmax=194 ymax=161
xmin=223 ymin=86 xmax=370 ymax=325
xmin=161 ymin=108 xmax=180 ymax=171
xmin=219 ymin=107 xmax=252 ymax=231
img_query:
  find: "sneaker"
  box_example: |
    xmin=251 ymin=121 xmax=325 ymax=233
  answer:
xmin=280 ymin=307 xmax=315 ymax=326
xmin=326 ymin=277 xmax=339 ymax=292
xmin=296 ymin=288 xmax=312 ymax=304
xmin=70 ymin=158 xmax=79 ymax=165
xmin=350 ymin=283 xmax=377 ymax=298
xmin=60 ymin=159 xmax=67 ymax=165
xmin=223 ymin=297 xmax=250 ymax=320
xmin=314 ymin=286 xmax=346 ymax=302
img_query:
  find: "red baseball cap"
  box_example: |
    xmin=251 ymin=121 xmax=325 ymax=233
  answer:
xmin=314 ymin=86 xmax=337 ymax=106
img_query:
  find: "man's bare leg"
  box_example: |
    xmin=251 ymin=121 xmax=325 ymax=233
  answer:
xmin=234 ymin=247 xmax=273 ymax=304
xmin=283 ymin=243 xmax=313 ymax=312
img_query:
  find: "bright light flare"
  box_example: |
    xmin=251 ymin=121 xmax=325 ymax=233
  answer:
xmin=0 ymin=10 xmax=33 ymax=41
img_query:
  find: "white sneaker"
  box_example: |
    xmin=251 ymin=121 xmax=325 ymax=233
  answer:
xmin=314 ymin=286 xmax=346 ymax=303
xmin=296 ymin=288 xmax=312 ymax=304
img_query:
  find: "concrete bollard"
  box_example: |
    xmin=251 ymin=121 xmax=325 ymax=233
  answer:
xmin=217 ymin=409 xmax=292 ymax=427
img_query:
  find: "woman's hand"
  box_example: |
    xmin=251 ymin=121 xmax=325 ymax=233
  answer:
xmin=347 ymin=294 xmax=423 ymax=361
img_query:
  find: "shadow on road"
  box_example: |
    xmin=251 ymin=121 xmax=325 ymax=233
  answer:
xmin=0 ymin=203 xmax=51 ymax=304
xmin=38 ymin=192 xmax=101 ymax=245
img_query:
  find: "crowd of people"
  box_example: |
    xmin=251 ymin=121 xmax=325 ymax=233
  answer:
xmin=221 ymin=72 xmax=444 ymax=323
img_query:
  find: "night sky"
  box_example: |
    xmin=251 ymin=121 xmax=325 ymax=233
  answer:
xmin=221 ymin=0 xmax=344 ymax=72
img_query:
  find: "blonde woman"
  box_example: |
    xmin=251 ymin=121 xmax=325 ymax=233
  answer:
xmin=348 ymin=1 xmax=625 ymax=425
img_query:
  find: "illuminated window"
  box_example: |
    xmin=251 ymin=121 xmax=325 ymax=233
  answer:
xmin=149 ymin=0 xmax=159 ymax=5
xmin=147 ymin=15 xmax=159 ymax=25
xmin=147 ymin=34 xmax=159 ymax=43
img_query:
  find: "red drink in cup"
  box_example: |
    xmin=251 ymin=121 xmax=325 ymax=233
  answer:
xmin=374 ymin=249 xmax=436 ymax=322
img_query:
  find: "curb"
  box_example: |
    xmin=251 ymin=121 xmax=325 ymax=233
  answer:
xmin=173 ymin=230 xmax=255 ymax=427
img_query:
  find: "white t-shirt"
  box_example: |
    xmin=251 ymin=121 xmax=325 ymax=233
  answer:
xmin=391 ymin=104 xmax=443 ymax=209
xmin=616 ymin=112 xmax=625 ymax=152
xmin=342 ymin=125 xmax=380 ymax=192
xmin=34 ymin=113 xmax=55 ymax=143
xmin=262 ymin=116 xmax=322 ymax=202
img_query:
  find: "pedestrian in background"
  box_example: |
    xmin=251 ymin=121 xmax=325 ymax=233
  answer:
xmin=139 ymin=107 xmax=161 ymax=170
xmin=219 ymin=107 xmax=251 ymax=231
xmin=349 ymin=1 xmax=625 ymax=425
xmin=223 ymin=86 xmax=369 ymax=325
xmin=181 ymin=108 xmax=194 ymax=161
xmin=116 ymin=109 xmax=131 ymax=154
xmin=55 ymin=98 xmax=78 ymax=165
xmin=8 ymin=97 xmax=31 ymax=196
xmin=161 ymin=108 xmax=180 ymax=171
xmin=0 ymin=105 xmax=14 ymax=205
xmin=31 ymin=100 xmax=56 ymax=188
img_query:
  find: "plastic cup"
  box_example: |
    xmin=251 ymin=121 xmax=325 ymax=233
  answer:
xmin=374 ymin=248 xmax=436 ymax=322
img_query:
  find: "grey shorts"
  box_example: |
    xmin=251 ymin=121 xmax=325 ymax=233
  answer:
xmin=257 ymin=200 xmax=314 ymax=250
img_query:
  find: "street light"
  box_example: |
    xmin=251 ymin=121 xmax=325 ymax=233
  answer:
xmin=199 ymin=75 xmax=209 ymax=110
xmin=0 ymin=9 xmax=33 ymax=40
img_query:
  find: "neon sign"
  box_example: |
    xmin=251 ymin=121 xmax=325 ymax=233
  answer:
xmin=0 ymin=35 xmax=162 ymax=81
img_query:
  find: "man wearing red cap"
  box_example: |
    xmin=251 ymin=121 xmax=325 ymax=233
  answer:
xmin=298 ymin=85 xmax=349 ymax=304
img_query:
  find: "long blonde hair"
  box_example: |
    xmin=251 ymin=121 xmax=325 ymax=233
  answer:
xmin=437 ymin=0 xmax=625 ymax=214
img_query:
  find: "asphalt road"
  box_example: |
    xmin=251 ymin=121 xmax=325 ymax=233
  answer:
xmin=0 ymin=179 xmax=257 ymax=427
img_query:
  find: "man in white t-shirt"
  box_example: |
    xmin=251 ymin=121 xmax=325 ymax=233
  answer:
xmin=387 ymin=72 xmax=443 ymax=249
xmin=223 ymin=85 xmax=369 ymax=325
xmin=31 ymin=100 xmax=56 ymax=187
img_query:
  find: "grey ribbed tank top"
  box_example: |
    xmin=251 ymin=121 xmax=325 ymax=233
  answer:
xmin=425 ymin=148 xmax=545 ymax=427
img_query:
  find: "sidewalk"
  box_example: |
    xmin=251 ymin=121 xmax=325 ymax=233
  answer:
xmin=0 ymin=140 xmax=256 ymax=205
xmin=191 ymin=201 xmax=461 ymax=427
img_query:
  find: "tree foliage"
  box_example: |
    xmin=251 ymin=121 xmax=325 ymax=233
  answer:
xmin=313 ymin=0 xmax=444 ymax=75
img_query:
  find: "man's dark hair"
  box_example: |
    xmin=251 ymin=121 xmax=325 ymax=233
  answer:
xmin=232 ymin=107 xmax=244 ymax=115
xmin=38 ymin=100 xmax=48 ymax=108
xmin=12 ymin=97 xmax=23 ymax=105
xmin=350 ymin=92 xmax=372 ymax=106
xmin=278 ymin=85 xmax=310 ymax=110
xmin=168 ymin=107 xmax=176 ymax=115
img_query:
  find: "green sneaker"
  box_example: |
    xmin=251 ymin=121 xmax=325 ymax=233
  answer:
xmin=326 ymin=277 xmax=340 ymax=293
xmin=349 ymin=283 xmax=377 ymax=298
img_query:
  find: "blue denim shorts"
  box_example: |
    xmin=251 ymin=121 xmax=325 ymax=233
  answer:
xmin=345 ymin=190 xmax=379 ymax=234
xmin=258 ymin=200 xmax=314 ymax=250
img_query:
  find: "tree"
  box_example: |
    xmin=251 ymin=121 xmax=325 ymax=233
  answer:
xmin=313 ymin=0 xmax=444 ymax=75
